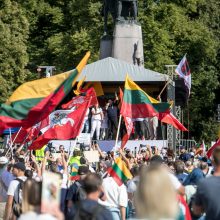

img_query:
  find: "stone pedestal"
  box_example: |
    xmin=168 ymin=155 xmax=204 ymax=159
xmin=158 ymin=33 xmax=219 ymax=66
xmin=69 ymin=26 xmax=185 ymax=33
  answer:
xmin=112 ymin=21 xmax=144 ymax=66
xmin=99 ymin=35 xmax=113 ymax=60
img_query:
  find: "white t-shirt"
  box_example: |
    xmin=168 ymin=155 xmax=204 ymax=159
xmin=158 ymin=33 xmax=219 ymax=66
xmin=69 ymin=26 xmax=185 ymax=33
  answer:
xmin=7 ymin=176 xmax=27 ymax=199
xmin=99 ymin=176 xmax=128 ymax=208
xmin=91 ymin=107 xmax=102 ymax=120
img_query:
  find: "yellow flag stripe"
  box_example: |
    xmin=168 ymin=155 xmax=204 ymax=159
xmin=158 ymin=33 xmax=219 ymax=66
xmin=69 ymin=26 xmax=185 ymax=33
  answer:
xmin=7 ymin=52 xmax=91 ymax=104
xmin=7 ymin=70 xmax=72 ymax=103
xmin=115 ymin=157 xmax=132 ymax=179
xmin=124 ymin=75 xmax=159 ymax=104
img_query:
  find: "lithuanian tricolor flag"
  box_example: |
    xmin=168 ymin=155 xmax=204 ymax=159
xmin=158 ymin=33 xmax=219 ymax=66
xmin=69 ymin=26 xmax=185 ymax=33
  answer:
xmin=108 ymin=157 xmax=132 ymax=186
xmin=0 ymin=52 xmax=90 ymax=133
xmin=70 ymin=163 xmax=80 ymax=181
xmin=120 ymin=75 xmax=170 ymax=118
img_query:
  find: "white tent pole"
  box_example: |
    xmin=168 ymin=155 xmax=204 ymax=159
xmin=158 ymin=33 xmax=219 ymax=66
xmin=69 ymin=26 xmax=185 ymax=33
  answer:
xmin=115 ymin=115 xmax=122 ymax=149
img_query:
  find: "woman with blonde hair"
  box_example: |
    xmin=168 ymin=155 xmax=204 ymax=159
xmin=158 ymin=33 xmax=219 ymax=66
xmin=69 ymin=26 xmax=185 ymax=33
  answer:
xmin=19 ymin=179 xmax=63 ymax=220
xmin=134 ymin=165 xmax=179 ymax=220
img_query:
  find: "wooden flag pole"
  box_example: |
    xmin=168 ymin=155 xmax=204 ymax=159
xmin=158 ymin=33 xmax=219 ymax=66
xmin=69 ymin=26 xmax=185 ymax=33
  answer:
xmin=114 ymin=115 xmax=122 ymax=149
xmin=157 ymin=79 xmax=171 ymax=100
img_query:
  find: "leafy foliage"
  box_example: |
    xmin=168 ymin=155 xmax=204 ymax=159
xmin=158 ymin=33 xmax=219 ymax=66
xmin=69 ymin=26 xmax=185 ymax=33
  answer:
xmin=0 ymin=0 xmax=30 ymax=102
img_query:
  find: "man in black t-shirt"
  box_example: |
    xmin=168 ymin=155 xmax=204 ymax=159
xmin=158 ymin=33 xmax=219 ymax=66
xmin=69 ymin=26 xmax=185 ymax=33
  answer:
xmin=193 ymin=146 xmax=220 ymax=220
xmin=66 ymin=166 xmax=90 ymax=207
xmin=66 ymin=173 xmax=112 ymax=220
xmin=106 ymin=98 xmax=119 ymax=139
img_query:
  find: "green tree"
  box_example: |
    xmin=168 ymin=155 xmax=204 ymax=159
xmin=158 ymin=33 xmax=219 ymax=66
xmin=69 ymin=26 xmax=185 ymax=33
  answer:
xmin=0 ymin=0 xmax=30 ymax=102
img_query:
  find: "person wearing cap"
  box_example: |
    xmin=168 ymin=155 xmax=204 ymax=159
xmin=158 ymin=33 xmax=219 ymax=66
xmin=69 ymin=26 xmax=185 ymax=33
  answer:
xmin=66 ymin=165 xmax=91 ymax=212
xmin=4 ymin=162 xmax=26 ymax=220
xmin=0 ymin=157 xmax=14 ymax=219
xmin=68 ymin=148 xmax=82 ymax=166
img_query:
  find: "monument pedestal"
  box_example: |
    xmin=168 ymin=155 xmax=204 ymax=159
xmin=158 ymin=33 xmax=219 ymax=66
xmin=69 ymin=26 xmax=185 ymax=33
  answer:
xmin=112 ymin=21 xmax=144 ymax=66
xmin=100 ymin=35 xmax=113 ymax=60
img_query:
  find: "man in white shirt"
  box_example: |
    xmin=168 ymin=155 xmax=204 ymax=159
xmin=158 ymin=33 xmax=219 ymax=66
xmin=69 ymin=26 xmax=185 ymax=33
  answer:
xmin=99 ymin=176 xmax=128 ymax=220
xmin=4 ymin=162 xmax=27 ymax=220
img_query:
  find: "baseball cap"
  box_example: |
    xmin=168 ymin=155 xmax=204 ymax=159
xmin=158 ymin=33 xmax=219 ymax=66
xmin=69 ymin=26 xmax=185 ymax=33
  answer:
xmin=78 ymin=165 xmax=90 ymax=175
xmin=0 ymin=156 xmax=8 ymax=164
xmin=13 ymin=162 xmax=26 ymax=172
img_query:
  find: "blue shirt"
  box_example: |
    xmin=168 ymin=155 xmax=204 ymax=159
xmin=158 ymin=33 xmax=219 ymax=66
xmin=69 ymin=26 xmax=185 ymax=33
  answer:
xmin=183 ymin=168 xmax=205 ymax=186
xmin=66 ymin=199 xmax=113 ymax=220
xmin=176 ymin=173 xmax=188 ymax=183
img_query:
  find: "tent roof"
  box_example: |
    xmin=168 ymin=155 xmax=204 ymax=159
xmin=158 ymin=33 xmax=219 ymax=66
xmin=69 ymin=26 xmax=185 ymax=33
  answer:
xmin=79 ymin=57 xmax=169 ymax=82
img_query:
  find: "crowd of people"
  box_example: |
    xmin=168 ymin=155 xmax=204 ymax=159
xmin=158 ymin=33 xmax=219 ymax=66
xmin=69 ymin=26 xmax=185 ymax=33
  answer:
xmin=83 ymin=96 xmax=159 ymax=141
xmin=0 ymin=140 xmax=220 ymax=220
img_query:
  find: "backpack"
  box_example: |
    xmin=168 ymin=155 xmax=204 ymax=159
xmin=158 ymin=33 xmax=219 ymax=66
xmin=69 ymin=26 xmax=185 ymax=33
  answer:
xmin=12 ymin=178 xmax=25 ymax=217
xmin=75 ymin=181 xmax=87 ymax=201
xmin=74 ymin=202 xmax=102 ymax=220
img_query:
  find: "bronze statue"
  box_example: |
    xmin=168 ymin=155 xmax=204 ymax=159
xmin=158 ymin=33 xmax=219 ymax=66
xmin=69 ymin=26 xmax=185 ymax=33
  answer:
xmin=102 ymin=0 xmax=117 ymax=35
xmin=117 ymin=0 xmax=138 ymax=21
xmin=101 ymin=0 xmax=138 ymax=35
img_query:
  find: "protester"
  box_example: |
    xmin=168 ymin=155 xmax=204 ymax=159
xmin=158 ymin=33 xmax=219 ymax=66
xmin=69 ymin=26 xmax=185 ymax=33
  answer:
xmin=148 ymin=116 xmax=158 ymax=140
xmin=99 ymin=172 xmax=128 ymax=220
xmin=179 ymin=146 xmax=191 ymax=162
xmin=4 ymin=162 xmax=27 ymax=220
xmin=134 ymin=165 xmax=178 ymax=220
xmin=150 ymin=155 xmax=185 ymax=196
xmin=66 ymin=173 xmax=112 ymax=220
xmin=192 ymin=146 xmax=220 ymax=220
xmin=19 ymin=179 xmax=63 ymax=220
xmin=1 ymin=126 xmax=218 ymax=220
xmin=174 ymin=160 xmax=188 ymax=183
xmin=127 ymin=166 xmax=140 ymax=218
xmin=82 ymin=108 xmax=90 ymax=133
xmin=106 ymin=98 xmax=119 ymax=139
xmin=66 ymin=165 xmax=90 ymax=212
xmin=0 ymin=157 xmax=14 ymax=219
xmin=183 ymin=161 xmax=208 ymax=186
xmin=100 ymin=108 xmax=109 ymax=140
xmin=90 ymin=103 xmax=103 ymax=140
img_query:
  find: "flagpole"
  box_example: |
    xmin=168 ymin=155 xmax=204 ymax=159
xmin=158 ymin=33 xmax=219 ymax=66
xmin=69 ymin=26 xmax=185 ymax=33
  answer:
xmin=157 ymin=79 xmax=171 ymax=100
xmin=115 ymin=115 xmax=122 ymax=149
xmin=187 ymin=100 xmax=190 ymax=140
xmin=5 ymin=127 xmax=22 ymax=157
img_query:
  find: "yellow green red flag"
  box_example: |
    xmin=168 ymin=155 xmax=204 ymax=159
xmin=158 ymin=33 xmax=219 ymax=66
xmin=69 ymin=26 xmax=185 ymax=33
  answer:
xmin=0 ymin=52 xmax=90 ymax=133
xmin=120 ymin=75 xmax=170 ymax=118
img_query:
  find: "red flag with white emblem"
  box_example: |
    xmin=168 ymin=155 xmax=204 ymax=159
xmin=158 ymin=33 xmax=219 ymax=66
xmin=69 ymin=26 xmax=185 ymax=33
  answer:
xmin=29 ymin=98 xmax=91 ymax=150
